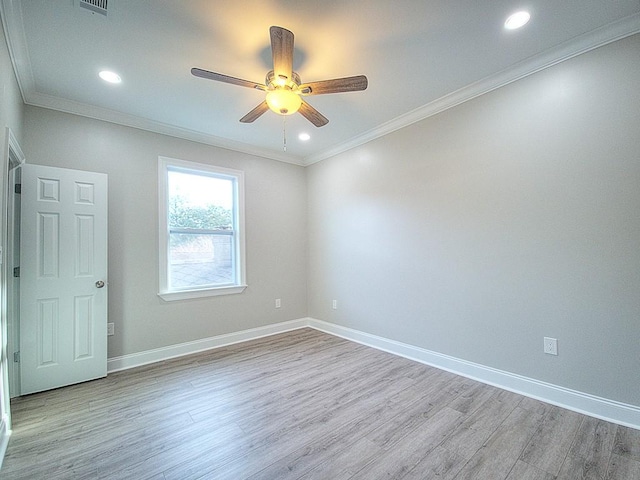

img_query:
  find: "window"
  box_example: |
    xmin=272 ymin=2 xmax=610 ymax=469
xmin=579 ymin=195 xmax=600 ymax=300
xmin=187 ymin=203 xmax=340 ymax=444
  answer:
xmin=158 ymin=157 xmax=246 ymax=300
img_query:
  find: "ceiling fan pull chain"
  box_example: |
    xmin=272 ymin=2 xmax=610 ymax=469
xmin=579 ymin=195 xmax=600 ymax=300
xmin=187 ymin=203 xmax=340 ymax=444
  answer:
xmin=283 ymin=115 xmax=287 ymax=152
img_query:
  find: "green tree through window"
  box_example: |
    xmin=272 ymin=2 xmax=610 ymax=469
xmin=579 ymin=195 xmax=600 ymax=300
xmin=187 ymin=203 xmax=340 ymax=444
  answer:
xmin=169 ymin=195 xmax=232 ymax=230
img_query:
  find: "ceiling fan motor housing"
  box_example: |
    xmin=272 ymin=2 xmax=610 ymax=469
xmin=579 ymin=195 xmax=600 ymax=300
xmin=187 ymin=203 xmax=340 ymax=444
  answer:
xmin=191 ymin=26 xmax=367 ymax=127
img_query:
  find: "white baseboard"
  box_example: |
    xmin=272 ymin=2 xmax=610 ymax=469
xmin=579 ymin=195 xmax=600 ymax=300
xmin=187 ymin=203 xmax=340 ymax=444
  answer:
xmin=307 ymin=319 xmax=640 ymax=430
xmin=107 ymin=318 xmax=309 ymax=372
xmin=106 ymin=316 xmax=640 ymax=430
xmin=0 ymin=420 xmax=10 ymax=470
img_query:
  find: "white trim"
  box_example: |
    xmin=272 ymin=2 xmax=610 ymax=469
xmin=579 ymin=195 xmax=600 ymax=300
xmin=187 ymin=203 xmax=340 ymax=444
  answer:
xmin=307 ymin=319 xmax=640 ymax=430
xmin=157 ymin=156 xmax=247 ymax=300
xmin=0 ymin=0 xmax=32 ymax=103
xmin=157 ymin=284 xmax=247 ymax=301
xmin=5 ymin=128 xmax=25 ymax=169
xmin=26 ymin=93 xmax=306 ymax=166
xmin=4 ymin=130 xmax=23 ymax=404
xmin=107 ymin=318 xmax=309 ymax=372
xmin=0 ymin=418 xmax=10 ymax=470
xmin=104 ymin=316 xmax=640 ymax=430
xmin=6 ymin=168 xmax=20 ymax=399
xmin=3 ymin=0 xmax=639 ymax=167
xmin=302 ymin=13 xmax=640 ymax=165
xmin=0 ymin=0 xmax=301 ymax=165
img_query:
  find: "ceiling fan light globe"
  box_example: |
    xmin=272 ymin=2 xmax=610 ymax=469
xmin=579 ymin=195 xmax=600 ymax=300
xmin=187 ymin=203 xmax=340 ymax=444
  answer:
xmin=266 ymin=89 xmax=302 ymax=115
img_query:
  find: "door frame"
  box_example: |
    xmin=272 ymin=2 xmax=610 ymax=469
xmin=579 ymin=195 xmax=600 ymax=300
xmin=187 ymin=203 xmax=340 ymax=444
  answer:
xmin=1 ymin=128 xmax=24 ymax=442
xmin=6 ymin=162 xmax=22 ymax=398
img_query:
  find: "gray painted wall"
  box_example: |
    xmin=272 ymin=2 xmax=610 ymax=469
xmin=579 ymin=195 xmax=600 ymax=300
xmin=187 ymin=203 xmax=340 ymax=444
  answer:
xmin=23 ymin=108 xmax=308 ymax=358
xmin=307 ymin=34 xmax=640 ymax=406
xmin=8 ymin=28 xmax=640 ymax=411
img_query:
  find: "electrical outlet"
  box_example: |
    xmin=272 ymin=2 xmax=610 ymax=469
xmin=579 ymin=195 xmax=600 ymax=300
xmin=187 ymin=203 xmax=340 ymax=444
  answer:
xmin=275 ymin=298 xmax=281 ymax=308
xmin=107 ymin=323 xmax=115 ymax=336
xmin=543 ymin=337 xmax=557 ymax=355
xmin=332 ymin=300 xmax=337 ymax=310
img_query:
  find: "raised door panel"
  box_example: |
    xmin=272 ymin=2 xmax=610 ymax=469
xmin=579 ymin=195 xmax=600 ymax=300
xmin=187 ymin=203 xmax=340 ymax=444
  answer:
xmin=20 ymin=164 xmax=108 ymax=395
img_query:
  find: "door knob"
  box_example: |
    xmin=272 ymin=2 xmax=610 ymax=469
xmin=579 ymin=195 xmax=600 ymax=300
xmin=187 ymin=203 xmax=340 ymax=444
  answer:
xmin=95 ymin=280 xmax=105 ymax=288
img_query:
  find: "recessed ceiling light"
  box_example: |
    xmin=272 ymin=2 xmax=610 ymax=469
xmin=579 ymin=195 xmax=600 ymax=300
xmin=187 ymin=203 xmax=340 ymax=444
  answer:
xmin=504 ymin=11 xmax=530 ymax=30
xmin=99 ymin=70 xmax=122 ymax=84
xmin=298 ymin=133 xmax=311 ymax=141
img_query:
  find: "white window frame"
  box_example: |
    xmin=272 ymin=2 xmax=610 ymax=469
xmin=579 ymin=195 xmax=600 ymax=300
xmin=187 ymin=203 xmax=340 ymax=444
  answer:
xmin=158 ymin=156 xmax=247 ymax=301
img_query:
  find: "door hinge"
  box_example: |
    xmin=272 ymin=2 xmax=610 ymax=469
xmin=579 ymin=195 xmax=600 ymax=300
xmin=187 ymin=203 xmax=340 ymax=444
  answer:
xmin=14 ymin=183 xmax=21 ymax=194
xmin=13 ymin=267 xmax=20 ymax=278
xmin=13 ymin=351 xmax=20 ymax=363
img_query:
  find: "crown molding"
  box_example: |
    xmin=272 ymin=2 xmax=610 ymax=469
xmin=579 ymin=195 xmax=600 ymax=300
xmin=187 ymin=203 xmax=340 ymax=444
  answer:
xmin=26 ymin=92 xmax=305 ymax=165
xmin=1 ymin=0 xmax=304 ymax=165
xmin=0 ymin=0 xmax=34 ymax=102
xmin=303 ymin=12 xmax=640 ymax=166
xmin=3 ymin=1 xmax=639 ymax=168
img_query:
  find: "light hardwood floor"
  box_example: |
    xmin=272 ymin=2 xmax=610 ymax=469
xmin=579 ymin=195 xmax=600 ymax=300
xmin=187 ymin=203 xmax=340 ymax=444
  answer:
xmin=2 ymin=328 xmax=639 ymax=479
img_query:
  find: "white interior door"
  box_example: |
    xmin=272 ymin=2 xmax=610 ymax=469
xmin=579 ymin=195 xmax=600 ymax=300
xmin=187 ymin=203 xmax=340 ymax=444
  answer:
xmin=19 ymin=164 xmax=108 ymax=395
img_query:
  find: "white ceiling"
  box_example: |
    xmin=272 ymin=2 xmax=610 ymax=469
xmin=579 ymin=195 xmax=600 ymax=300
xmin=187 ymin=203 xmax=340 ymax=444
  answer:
xmin=2 ymin=0 xmax=640 ymax=165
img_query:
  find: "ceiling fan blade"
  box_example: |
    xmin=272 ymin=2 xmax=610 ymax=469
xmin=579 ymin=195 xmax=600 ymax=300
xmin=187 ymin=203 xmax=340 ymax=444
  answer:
xmin=299 ymin=75 xmax=368 ymax=95
xmin=270 ymin=26 xmax=294 ymax=84
xmin=299 ymin=100 xmax=329 ymax=127
xmin=191 ymin=68 xmax=266 ymax=90
xmin=240 ymin=101 xmax=269 ymax=123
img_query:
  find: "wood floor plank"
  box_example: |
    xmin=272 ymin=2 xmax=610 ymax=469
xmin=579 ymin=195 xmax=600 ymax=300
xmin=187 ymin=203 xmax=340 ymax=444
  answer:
xmin=518 ymin=396 xmax=556 ymax=416
xmin=438 ymin=393 xmax=522 ymax=460
xmin=212 ymin=375 xmax=418 ymax=480
xmin=453 ymin=406 xmax=545 ymax=480
xmin=562 ymin=417 xmax=618 ymax=479
xmin=612 ymin=425 xmax=640 ymax=463
xmin=14 ymin=412 xmax=195 ymax=479
xmin=447 ymin=382 xmax=497 ymax=415
xmin=557 ymin=454 xmax=605 ymax=480
xmin=350 ymin=406 xmax=465 ymax=479
xmin=99 ymin=421 xmax=245 ymax=479
xmin=402 ymin=445 xmax=467 ymax=480
xmin=164 ymin=368 xmax=416 ymax=479
xmin=555 ymin=416 xmax=619 ymax=480
xmin=366 ymin=383 xmax=459 ymax=450
xmin=506 ymin=460 xmax=556 ymax=480
xmin=235 ymin=356 xmax=416 ymax=436
xmin=520 ymin=405 xmax=583 ymax=475
xmin=245 ymin=410 xmax=386 ymax=480
xmin=296 ymin=437 xmax=382 ymax=480
xmin=1 ymin=328 xmax=634 ymax=480
xmin=606 ymin=453 xmax=640 ymax=479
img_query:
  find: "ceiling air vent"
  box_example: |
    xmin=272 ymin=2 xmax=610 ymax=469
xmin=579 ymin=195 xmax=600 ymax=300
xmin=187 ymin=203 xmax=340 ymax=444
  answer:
xmin=79 ymin=0 xmax=108 ymax=16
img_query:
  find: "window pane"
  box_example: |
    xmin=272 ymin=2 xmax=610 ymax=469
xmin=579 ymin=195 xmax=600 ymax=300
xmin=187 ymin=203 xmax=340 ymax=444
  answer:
xmin=169 ymin=233 xmax=234 ymax=288
xmin=168 ymin=170 xmax=233 ymax=230
xmin=159 ymin=157 xmax=246 ymax=300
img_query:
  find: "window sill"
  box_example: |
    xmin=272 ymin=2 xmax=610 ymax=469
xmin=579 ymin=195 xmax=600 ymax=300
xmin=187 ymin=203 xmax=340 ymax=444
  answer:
xmin=158 ymin=284 xmax=247 ymax=302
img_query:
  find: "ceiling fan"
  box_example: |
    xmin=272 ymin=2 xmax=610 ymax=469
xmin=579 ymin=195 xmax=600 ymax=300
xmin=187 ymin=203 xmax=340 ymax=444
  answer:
xmin=191 ymin=26 xmax=368 ymax=127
